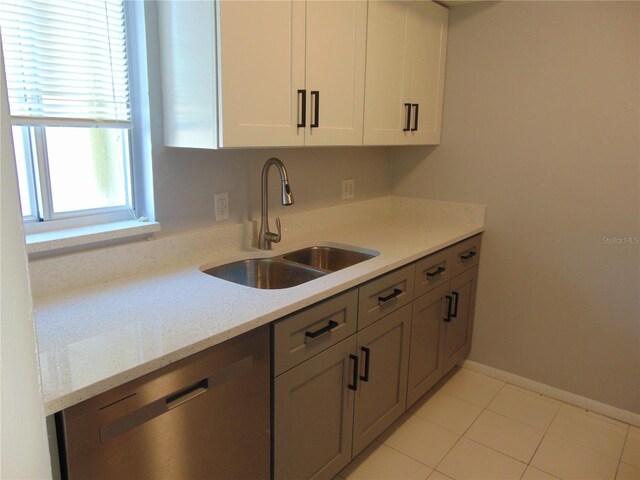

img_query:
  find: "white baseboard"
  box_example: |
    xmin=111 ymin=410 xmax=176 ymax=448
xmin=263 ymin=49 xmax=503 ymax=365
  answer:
xmin=461 ymin=360 xmax=640 ymax=428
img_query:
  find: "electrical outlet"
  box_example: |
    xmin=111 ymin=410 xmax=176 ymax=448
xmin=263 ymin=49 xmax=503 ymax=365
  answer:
xmin=214 ymin=192 xmax=229 ymax=221
xmin=342 ymin=179 xmax=355 ymax=200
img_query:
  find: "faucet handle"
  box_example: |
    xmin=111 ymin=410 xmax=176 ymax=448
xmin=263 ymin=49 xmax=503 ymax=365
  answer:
xmin=273 ymin=217 xmax=282 ymax=243
xmin=265 ymin=217 xmax=283 ymax=244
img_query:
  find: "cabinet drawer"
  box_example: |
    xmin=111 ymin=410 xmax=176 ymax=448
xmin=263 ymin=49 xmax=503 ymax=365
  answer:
xmin=414 ymin=248 xmax=452 ymax=298
xmin=450 ymin=234 xmax=482 ymax=277
xmin=274 ymin=289 xmax=358 ymax=376
xmin=358 ymin=264 xmax=414 ymax=329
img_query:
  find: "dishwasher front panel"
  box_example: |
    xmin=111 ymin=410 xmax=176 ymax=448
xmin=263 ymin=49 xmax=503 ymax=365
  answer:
xmin=58 ymin=326 xmax=270 ymax=480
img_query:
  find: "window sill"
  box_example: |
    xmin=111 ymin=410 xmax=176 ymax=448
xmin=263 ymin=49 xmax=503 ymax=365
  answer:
xmin=25 ymin=220 xmax=161 ymax=254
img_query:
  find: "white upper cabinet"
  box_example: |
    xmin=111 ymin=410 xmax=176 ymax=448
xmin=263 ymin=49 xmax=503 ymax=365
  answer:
xmin=159 ymin=1 xmax=366 ymax=149
xmin=216 ymin=1 xmax=305 ymax=148
xmin=158 ymin=1 xmax=218 ymax=149
xmin=304 ymin=1 xmax=367 ymax=146
xmin=363 ymin=1 xmax=449 ymax=146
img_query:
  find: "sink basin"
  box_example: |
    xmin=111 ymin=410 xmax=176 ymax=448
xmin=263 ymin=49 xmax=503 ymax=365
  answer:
xmin=202 ymin=258 xmax=325 ymax=290
xmin=202 ymin=245 xmax=377 ymax=289
xmin=283 ymin=246 xmax=375 ymax=272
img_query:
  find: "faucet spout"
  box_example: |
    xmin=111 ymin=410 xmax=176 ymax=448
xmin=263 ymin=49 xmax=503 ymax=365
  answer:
xmin=259 ymin=158 xmax=294 ymax=250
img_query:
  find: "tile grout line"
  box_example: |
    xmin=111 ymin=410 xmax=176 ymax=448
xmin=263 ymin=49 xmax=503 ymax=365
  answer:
xmin=525 ymin=394 xmax=566 ymax=479
xmin=542 ymin=406 xmax=631 ymax=467
xmin=440 ymin=370 xmax=636 ymax=479
xmin=613 ymin=428 xmax=631 ymax=480
xmin=425 ymin=369 xmax=634 ymax=480
xmin=380 ymin=415 xmax=457 ymax=473
xmin=430 ymin=379 xmax=509 ymax=476
xmin=450 ymin=377 xmax=559 ymax=478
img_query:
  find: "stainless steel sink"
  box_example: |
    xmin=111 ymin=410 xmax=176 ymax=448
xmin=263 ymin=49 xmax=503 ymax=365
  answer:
xmin=202 ymin=245 xmax=378 ymax=289
xmin=202 ymin=258 xmax=325 ymax=290
xmin=283 ymin=246 xmax=375 ymax=272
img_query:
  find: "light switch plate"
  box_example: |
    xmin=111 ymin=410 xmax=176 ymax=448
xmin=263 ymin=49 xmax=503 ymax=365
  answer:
xmin=214 ymin=192 xmax=229 ymax=221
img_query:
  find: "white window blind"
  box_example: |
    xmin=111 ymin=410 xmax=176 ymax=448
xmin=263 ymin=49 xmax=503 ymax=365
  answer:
xmin=0 ymin=0 xmax=131 ymax=126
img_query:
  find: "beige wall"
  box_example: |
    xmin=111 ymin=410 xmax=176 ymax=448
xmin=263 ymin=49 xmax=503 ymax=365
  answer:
xmin=393 ymin=1 xmax=640 ymax=413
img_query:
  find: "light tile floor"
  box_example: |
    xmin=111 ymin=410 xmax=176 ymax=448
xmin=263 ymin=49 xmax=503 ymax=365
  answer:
xmin=337 ymin=367 xmax=639 ymax=480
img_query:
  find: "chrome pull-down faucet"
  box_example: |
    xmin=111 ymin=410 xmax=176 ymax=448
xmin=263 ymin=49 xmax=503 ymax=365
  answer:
xmin=259 ymin=157 xmax=294 ymax=250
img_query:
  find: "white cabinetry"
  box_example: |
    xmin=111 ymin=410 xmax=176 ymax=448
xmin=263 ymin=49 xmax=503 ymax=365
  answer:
xmin=363 ymin=1 xmax=449 ymax=145
xmin=159 ymin=1 xmax=366 ymax=149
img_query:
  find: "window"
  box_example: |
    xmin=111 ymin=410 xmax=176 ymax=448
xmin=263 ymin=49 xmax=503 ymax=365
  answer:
xmin=0 ymin=0 xmax=135 ymax=227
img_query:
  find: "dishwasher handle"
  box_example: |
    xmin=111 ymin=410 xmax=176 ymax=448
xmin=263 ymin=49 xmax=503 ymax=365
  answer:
xmin=166 ymin=379 xmax=208 ymax=410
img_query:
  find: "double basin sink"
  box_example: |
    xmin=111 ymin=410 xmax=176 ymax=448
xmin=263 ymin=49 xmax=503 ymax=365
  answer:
xmin=202 ymin=246 xmax=377 ymax=289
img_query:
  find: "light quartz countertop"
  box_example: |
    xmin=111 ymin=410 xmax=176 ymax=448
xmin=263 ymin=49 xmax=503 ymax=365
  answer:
xmin=32 ymin=196 xmax=485 ymax=415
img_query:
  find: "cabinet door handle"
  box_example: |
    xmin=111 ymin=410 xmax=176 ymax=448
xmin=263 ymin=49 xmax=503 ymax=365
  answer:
xmin=378 ymin=288 xmax=402 ymax=305
xmin=403 ymin=103 xmax=412 ymax=132
xmin=451 ymin=291 xmax=459 ymax=318
xmin=444 ymin=295 xmax=453 ymax=322
xmin=305 ymin=320 xmax=338 ymax=340
xmin=348 ymin=354 xmax=359 ymax=391
xmin=411 ymin=103 xmax=419 ymax=131
xmin=460 ymin=251 xmax=477 ymax=261
xmin=297 ymin=89 xmax=306 ymax=128
xmin=310 ymin=90 xmax=320 ymax=128
xmin=360 ymin=347 xmax=370 ymax=382
xmin=426 ymin=266 xmax=446 ymax=278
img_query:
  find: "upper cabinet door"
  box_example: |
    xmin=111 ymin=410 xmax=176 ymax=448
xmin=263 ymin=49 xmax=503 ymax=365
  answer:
xmin=304 ymin=1 xmax=367 ymax=146
xmin=158 ymin=0 xmax=218 ymax=149
xmin=404 ymin=1 xmax=449 ymax=145
xmin=363 ymin=1 xmax=448 ymax=146
xmin=216 ymin=1 xmax=305 ymax=148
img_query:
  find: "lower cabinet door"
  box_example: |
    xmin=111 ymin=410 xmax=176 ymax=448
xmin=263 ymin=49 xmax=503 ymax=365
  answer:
xmin=406 ymin=284 xmax=448 ymax=408
xmin=443 ymin=266 xmax=479 ymax=373
xmin=274 ymin=336 xmax=356 ymax=480
xmin=352 ymin=304 xmax=411 ymax=456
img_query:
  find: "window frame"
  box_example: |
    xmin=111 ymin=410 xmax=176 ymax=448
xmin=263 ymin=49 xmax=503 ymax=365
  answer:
xmin=16 ymin=124 xmax=136 ymax=232
xmin=2 ymin=0 xmax=141 ymax=234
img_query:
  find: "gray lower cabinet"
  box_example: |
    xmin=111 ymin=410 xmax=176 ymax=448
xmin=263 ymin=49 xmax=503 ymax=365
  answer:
xmin=273 ymin=299 xmax=411 ymax=480
xmin=274 ymin=234 xmax=482 ymax=479
xmin=407 ymin=283 xmax=448 ymax=407
xmin=407 ymin=236 xmax=481 ymax=409
xmin=352 ymin=304 xmax=411 ymax=456
xmin=443 ymin=266 xmax=478 ymax=372
xmin=274 ymin=336 xmax=356 ymax=480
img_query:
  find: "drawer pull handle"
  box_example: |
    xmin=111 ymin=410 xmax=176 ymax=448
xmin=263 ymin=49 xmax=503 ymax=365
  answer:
xmin=348 ymin=354 xmax=359 ymax=391
xmin=360 ymin=347 xmax=370 ymax=382
xmin=378 ymin=288 xmax=402 ymax=305
xmin=451 ymin=291 xmax=459 ymax=318
xmin=444 ymin=295 xmax=453 ymax=323
xmin=305 ymin=320 xmax=339 ymax=340
xmin=460 ymin=251 xmax=477 ymax=261
xmin=426 ymin=266 xmax=446 ymax=278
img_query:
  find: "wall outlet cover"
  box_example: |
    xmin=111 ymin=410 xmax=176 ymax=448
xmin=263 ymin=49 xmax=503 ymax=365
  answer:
xmin=214 ymin=192 xmax=229 ymax=221
xmin=342 ymin=179 xmax=355 ymax=200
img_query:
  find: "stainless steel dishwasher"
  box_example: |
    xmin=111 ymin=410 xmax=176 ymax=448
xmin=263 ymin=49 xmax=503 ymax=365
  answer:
xmin=56 ymin=326 xmax=270 ymax=479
